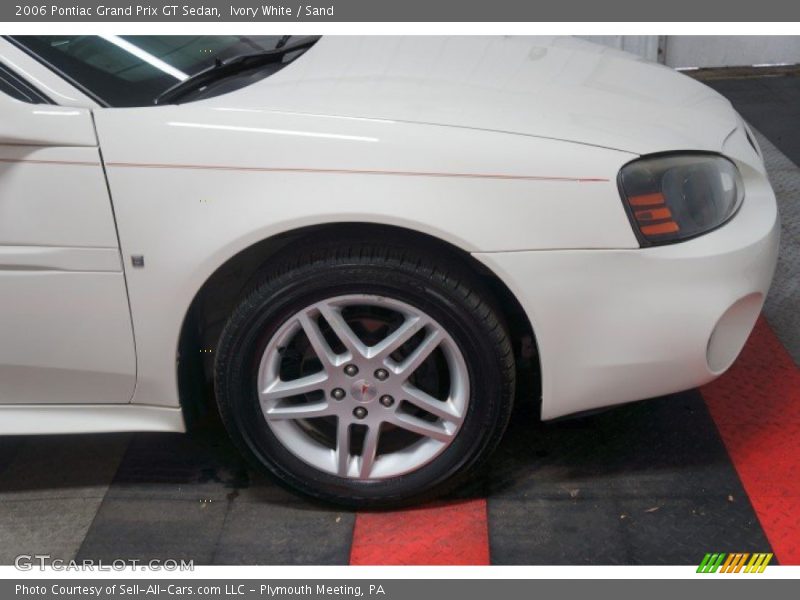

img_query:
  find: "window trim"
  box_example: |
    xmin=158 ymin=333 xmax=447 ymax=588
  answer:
xmin=0 ymin=61 xmax=53 ymax=104
xmin=3 ymin=35 xmax=109 ymax=108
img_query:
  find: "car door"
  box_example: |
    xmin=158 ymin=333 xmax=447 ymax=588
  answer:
xmin=0 ymin=69 xmax=136 ymax=404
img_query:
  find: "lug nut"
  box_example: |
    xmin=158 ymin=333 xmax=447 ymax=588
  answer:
xmin=353 ymin=407 xmax=368 ymax=419
xmin=344 ymin=364 xmax=359 ymax=377
xmin=374 ymin=368 xmax=389 ymax=381
xmin=331 ymin=388 xmax=346 ymax=400
xmin=379 ymin=395 xmax=394 ymax=407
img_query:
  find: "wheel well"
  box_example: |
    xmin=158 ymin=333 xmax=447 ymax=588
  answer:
xmin=177 ymin=223 xmax=541 ymax=425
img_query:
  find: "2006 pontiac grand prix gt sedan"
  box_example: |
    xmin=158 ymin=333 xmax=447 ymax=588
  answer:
xmin=0 ymin=35 xmax=779 ymax=505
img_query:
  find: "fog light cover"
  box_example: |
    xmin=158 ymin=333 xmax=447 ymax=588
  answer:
xmin=619 ymin=153 xmax=743 ymax=246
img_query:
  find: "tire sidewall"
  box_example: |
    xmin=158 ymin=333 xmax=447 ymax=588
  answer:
xmin=216 ymin=260 xmax=509 ymax=505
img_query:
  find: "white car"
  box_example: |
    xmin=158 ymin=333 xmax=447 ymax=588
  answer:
xmin=0 ymin=35 xmax=779 ymax=505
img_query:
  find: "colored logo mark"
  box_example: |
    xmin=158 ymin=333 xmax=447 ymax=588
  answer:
xmin=697 ymin=552 xmax=773 ymax=573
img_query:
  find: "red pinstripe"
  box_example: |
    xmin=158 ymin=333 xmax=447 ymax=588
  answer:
xmin=0 ymin=158 xmax=100 ymax=167
xmin=105 ymin=161 xmax=608 ymax=183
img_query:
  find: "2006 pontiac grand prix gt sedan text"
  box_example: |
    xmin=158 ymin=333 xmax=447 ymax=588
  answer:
xmin=0 ymin=36 xmax=779 ymax=505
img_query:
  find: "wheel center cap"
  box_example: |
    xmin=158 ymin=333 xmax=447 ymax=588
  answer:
xmin=351 ymin=379 xmax=378 ymax=403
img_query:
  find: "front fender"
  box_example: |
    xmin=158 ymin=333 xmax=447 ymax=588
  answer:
xmin=94 ymin=104 xmax=638 ymax=408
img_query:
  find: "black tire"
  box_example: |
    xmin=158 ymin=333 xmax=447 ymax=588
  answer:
xmin=214 ymin=239 xmax=515 ymax=507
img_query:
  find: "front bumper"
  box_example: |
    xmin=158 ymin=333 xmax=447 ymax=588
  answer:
xmin=475 ymin=167 xmax=780 ymax=420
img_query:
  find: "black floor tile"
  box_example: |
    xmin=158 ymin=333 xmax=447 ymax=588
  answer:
xmin=212 ymin=498 xmax=354 ymax=565
xmin=487 ymin=392 xmax=772 ymax=564
xmin=76 ymin=497 xmax=229 ymax=564
xmin=99 ymin=431 xmax=248 ymax=502
xmin=0 ymin=437 xmax=25 ymax=476
xmin=489 ymin=497 xmax=631 ymax=565
xmin=77 ymin=423 xmax=355 ymax=565
xmin=489 ymin=495 xmax=768 ymax=565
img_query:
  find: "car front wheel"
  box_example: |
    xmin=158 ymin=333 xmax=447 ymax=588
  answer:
xmin=214 ymin=239 xmax=515 ymax=507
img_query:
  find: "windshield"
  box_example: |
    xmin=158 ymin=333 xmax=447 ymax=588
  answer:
xmin=7 ymin=35 xmax=309 ymax=107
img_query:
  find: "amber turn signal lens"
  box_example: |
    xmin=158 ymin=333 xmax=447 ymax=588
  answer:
xmin=640 ymin=222 xmax=680 ymax=235
xmin=635 ymin=207 xmax=673 ymax=222
xmin=628 ymin=193 xmax=665 ymax=207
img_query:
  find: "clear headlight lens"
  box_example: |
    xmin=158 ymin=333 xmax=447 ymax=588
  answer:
xmin=618 ymin=154 xmax=744 ymax=246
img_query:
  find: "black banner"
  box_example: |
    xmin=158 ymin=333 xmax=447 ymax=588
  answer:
xmin=3 ymin=0 xmax=800 ymax=22
xmin=4 ymin=579 xmax=797 ymax=600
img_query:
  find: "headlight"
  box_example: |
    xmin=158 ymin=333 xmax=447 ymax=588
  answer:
xmin=618 ymin=153 xmax=744 ymax=246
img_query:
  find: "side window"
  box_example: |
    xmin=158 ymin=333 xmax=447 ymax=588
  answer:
xmin=0 ymin=62 xmax=51 ymax=104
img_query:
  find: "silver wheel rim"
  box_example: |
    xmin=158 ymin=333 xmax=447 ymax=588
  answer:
xmin=256 ymin=294 xmax=470 ymax=480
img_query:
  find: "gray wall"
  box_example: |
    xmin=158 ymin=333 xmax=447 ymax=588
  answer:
xmin=578 ymin=36 xmax=662 ymax=62
xmin=578 ymin=35 xmax=800 ymax=68
xmin=664 ymin=36 xmax=800 ymax=68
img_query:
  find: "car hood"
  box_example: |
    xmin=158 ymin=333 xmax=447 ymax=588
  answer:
xmin=204 ymin=36 xmax=739 ymax=156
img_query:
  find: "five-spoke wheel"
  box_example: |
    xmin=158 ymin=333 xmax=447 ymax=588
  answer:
xmin=214 ymin=238 xmax=515 ymax=507
xmin=258 ymin=295 xmax=470 ymax=479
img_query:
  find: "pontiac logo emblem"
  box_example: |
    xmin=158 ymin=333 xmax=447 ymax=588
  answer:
xmin=351 ymin=379 xmax=378 ymax=403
